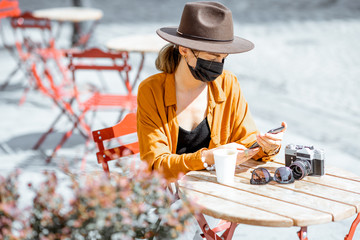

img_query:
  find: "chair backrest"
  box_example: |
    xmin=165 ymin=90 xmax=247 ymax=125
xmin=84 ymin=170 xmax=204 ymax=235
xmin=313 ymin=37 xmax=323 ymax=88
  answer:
xmin=66 ymin=48 xmax=133 ymax=94
xmin=10 ymin=11 xmax=53 ymax=52
xmin=66 ymin=47 xmax=131 ymax=71
xmin=92 ymin=112 xmax=139 ymax=175
xmin=0 ymin=0 xmax=20 ymax=19
xmin=10 ymin=11 xmax=51 ymax=30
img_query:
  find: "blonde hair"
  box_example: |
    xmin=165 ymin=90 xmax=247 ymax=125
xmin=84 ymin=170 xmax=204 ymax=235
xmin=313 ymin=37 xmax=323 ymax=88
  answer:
xmin=155 ymin=44 xmax=181 ymax=73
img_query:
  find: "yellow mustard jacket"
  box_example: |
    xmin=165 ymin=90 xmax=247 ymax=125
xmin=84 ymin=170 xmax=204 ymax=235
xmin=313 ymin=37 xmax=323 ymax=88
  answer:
xmin=137 ymin=70 xmax=270 ymax=180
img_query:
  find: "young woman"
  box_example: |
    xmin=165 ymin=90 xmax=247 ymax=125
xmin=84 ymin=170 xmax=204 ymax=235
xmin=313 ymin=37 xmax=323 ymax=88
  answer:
xmin=137 ymin=1 xmax=286 ymax=181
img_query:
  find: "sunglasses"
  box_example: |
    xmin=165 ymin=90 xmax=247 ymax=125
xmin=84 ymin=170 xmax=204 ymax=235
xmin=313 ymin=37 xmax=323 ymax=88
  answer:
xmin=250 ymin=167 xmax=295 ymax=185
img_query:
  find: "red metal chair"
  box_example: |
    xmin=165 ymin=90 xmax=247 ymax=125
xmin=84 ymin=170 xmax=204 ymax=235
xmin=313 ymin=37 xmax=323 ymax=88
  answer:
xmin=65 ymin=48 xmax=137 ymax=125
xmin=92 ymin=112 xmax=139 ymax=175
xmin=32 ymin=48 xmax=137 ymax=163
xmin=66 ymin=48 xmax=136 ymax=98
xmin=2 ymin=11 xmax=70 ymax=104
xmin=8 ymin=11 xmax=52 ymax=95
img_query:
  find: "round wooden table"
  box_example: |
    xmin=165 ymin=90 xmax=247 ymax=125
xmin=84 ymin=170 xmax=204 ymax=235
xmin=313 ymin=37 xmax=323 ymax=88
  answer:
xmin=178 ymin=159 xmax=360 ymax=240
xmin=106 ymin=34 xmax=167 ymax=53
xmin=33 ymin=7 xmax=103 ymax=23
xmin=33 ymin=7 xmax=103 ymax=48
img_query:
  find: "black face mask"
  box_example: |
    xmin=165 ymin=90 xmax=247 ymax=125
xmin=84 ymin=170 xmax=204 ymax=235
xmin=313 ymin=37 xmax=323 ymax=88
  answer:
xmin=187 ymin=57 xmax=224 ymax=82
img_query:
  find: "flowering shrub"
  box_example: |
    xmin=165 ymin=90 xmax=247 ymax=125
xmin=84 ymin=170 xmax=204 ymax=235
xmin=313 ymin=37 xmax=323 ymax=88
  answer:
xmin=0 ymin=170 xmax=31 ymax=239
xmin=0 ymin=159 xmax=197 ymax=240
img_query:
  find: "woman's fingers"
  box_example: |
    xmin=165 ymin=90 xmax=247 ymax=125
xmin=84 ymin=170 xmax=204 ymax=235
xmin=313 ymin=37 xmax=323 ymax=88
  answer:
xmin=264 ymin=132 xmax=283 ymax=141
xmin=263 ymin=122 xmax=287 ymax=141
xmin=257 ymin=122 xmax=287 ymax=147
xmin=237 ymin=148 xmax=259 ymax=164
xmin=281 ymin=121 xmax=287 ymax=131
xmin=257 ymin=133 xmax=282 ymax=154
xmin=258 ymin=135 xmax=279 ymax=146
xmin=258 ymin=134 xmax=281 ymax=145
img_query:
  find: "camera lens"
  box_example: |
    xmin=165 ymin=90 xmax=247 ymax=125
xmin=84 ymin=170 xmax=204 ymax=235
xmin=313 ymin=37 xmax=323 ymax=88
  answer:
xmin=289 ymin=159 xmax=311 ymax=180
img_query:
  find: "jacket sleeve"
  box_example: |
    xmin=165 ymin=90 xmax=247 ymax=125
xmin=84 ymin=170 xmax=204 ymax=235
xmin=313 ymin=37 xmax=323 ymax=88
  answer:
xmin=136 ymin=78 xmax=204 ymax=181
xmin=227 ymin=74 xmax=268 ymax=160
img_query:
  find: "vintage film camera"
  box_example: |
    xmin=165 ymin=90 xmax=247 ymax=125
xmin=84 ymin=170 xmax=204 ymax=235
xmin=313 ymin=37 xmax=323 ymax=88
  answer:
xmin=285 ymin=144 xmax=325 ymax=180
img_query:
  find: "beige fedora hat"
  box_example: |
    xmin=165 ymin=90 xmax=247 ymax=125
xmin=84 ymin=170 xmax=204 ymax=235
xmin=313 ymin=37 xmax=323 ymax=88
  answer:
xmin=156 ymin=1 xmax=254 ymax=54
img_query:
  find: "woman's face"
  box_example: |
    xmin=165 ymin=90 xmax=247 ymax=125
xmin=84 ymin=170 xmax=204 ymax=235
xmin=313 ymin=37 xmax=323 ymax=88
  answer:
xmin=194 ymin=51 xmax=228 ymax=63
xmin=188 ymin=50 xmax=228 ymax=68
xmin=180 ymin=46 xmax=228 ymax=68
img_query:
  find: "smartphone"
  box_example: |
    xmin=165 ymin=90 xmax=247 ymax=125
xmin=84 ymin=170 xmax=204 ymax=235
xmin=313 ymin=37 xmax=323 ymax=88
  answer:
xmin=248 ymin=126 xmax=285 ymax=149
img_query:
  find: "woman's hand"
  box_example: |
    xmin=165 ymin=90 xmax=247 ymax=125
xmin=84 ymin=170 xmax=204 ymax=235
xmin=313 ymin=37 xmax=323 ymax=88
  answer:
xmin=203 ymin=142 xmax=260 ymax=166
xmin=256 ymin=122 xmax=287 ymax=155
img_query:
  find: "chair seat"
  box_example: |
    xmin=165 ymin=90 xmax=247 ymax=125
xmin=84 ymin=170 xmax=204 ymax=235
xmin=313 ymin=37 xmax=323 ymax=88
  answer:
xmin=82 ymin=93 xmax=137 ymax=111
xmin=96 ymin=142 xmax=139 ymax=164
xmin=36 ymin=46 xmax=65 ymax=60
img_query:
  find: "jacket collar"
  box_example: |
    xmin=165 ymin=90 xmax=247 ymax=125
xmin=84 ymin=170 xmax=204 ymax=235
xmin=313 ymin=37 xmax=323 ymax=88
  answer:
xmin=164 ymin=72 xmax=226 ymax=107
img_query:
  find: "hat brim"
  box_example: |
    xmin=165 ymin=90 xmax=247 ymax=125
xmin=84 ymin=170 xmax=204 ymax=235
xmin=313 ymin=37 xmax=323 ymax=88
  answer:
xmin=157 ymin=27 xmax=254 ymax=54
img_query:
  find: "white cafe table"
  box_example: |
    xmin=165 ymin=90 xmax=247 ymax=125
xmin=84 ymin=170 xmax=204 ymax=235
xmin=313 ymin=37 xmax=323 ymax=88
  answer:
xmin=106 ymin=34 xmax=167 ymax=90
xmin=178 ymin=159 xmax=360 ymax=240
xmin=33 ymin=7 xmax=103 ymax=48
xmin=33 ymin=7 xmax=103 ymax=22
xmin=106 ymin=34 xmax=167 ymax=53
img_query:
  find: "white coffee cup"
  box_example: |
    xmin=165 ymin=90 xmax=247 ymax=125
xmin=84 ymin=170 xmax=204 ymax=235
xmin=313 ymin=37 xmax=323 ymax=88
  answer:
xmin=213 ymin=149 xmax=238 ymax=184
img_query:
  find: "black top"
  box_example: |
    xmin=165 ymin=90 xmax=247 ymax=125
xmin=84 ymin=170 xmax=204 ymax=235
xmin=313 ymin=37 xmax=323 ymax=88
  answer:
xmin=176 ymin=117 xmax=211 ymax=154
